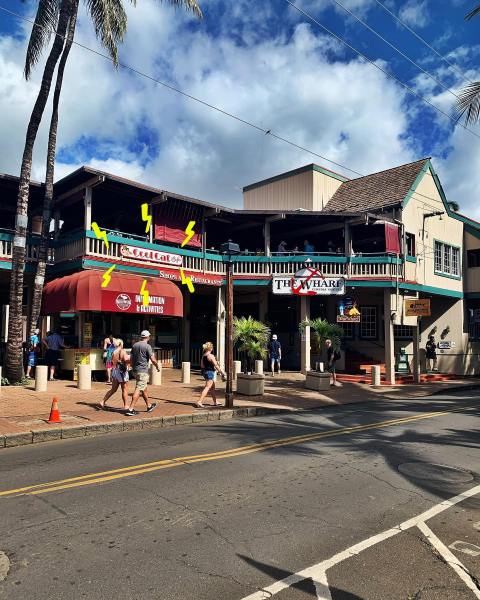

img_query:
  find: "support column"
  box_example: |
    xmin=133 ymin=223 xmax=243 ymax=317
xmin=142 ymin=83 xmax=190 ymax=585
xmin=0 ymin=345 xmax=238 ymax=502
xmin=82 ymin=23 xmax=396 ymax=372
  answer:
xmin=182 ymin=292 xmax=190 ymax=364
xmin=300 ymin=296 xmax=311 ymax=374
xmin=344 ymin=222 xmax=352 ymax=255
xmin=258 ymin=288 xmax=268 ymax=324
xmin=53 ymin=210 xmax=61 ymax=240
xmin=264 ymin=221 xmax=271 ymax=257
xmin=384 ymin=289 xmax=395 ymax=385
xmin=413 ymin=321 xmax=420 ymax=383
xmin=84 ymin=187 xmax=92 ymax=231
xmin=216 ymin=286 xmax=226 ymax=370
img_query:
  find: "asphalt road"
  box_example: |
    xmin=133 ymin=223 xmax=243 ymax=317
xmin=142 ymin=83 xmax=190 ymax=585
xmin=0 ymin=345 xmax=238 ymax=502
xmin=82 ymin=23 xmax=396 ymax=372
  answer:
xmin=0 ymin=392 xmax=479 ymax=600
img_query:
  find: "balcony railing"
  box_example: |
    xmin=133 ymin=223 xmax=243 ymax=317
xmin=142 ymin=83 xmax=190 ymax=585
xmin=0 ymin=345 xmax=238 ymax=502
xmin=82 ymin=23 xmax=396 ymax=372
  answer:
xmin=52 ymin=230 xmax=405 ymax=280
xmin=0 ymin=231 xmax=53 ymax=264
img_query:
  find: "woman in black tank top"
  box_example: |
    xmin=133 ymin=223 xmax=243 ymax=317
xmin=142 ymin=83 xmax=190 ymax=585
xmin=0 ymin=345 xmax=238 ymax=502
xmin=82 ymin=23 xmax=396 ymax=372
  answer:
xmin=196 ymin=342 xmax=226 ymax=408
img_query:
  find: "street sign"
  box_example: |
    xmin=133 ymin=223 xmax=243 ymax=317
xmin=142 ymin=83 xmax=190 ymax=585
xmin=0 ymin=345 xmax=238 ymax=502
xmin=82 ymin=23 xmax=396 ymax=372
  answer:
xmin=337 ymin=297 xmax=361 ymax=323
xmin=404 ymin=298 xmax=431 ymax=317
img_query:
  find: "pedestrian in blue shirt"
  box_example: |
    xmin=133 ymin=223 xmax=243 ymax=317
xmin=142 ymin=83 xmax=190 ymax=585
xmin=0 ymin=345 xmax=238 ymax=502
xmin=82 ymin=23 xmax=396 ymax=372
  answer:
xmin=42 ymin=330 xmax=68 ymax=381
xmin=304 ymin=239 xmax=315 ymax=253
xmin=268 ymin=334 xmax=282 ymax=376
xmin=26 ymin=328 xmax=40 ymax=379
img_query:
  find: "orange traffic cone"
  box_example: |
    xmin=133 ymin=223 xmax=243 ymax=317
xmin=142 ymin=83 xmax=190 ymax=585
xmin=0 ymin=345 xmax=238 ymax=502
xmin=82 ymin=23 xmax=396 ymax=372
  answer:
xmin=47 ymin=396 xmax=61 ymax=424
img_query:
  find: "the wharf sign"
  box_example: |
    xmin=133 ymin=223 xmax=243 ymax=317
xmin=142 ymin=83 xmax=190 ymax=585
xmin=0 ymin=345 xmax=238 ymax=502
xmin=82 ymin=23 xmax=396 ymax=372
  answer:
xmin=120 ymin=244 xmax=183 ymax=267
xmin=272 ymin=269 xmax=345 ymax=296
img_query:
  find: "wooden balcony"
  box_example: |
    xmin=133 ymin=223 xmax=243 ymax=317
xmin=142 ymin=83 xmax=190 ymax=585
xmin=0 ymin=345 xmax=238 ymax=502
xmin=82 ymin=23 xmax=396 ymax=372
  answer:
xmin=53 ymin=230 xmax=405 ymax=281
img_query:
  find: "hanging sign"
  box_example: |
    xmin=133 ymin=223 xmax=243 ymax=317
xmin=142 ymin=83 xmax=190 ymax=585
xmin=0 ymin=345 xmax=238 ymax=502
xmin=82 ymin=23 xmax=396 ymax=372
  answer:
xmin=337 ymin=297 xmax=361 ymax=323
xmin=272 ymin=264 xmax=345 ymax=296
xmin=405 ymin=298 xmax=431 ymax=317
xmin=120 ymin=244 xmax=183 ymax=266
xmin=101 ymin=291 xmax=176 ymax=315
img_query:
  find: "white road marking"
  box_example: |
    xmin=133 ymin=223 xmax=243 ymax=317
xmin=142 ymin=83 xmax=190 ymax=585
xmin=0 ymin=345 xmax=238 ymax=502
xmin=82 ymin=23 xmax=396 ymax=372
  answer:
xmin=418 ymin=523 xmax=480 ymax=599
xmin=448 ymin=540 xmax=480 ymax=557
xmin=241 ymin=484 xmax=480 ymax=600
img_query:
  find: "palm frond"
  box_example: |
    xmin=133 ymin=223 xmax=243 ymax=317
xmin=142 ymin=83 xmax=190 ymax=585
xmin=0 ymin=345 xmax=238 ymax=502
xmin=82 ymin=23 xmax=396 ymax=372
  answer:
xmin=24 ymin=0 xmax=60 ymax=80
xmin=300 ymin=318 xmax=344 ymax=351
xmin=448 ymin=201 xmax=460 ymax=212
xmin=162 ymin=0 xmax=202 ymax=18
xmin=85 ymin=0 xmax=128 ymax=64
xmin=466 ymin=5 xmax=480 ymax=20
xmin=454 ymin=81 xmax=480 ymax=126
xmin=233 ymin=316 xmax=270 ymax=348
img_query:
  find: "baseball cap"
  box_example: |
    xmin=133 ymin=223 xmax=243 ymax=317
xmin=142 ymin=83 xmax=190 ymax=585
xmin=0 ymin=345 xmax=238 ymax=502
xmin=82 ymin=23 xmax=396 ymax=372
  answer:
xmin=272 ymin=334 xmax=278 ymax=340
xmin=140 ymin=330 xmax=151 ymax=338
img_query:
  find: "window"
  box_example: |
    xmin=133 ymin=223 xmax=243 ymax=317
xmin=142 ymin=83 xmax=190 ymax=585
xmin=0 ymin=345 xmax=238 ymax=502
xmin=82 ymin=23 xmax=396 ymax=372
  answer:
xmin=341 ymin=322 xmax=355 ymax=340
xmin=360 ymin=306 xmax=377 ymax=339
xmin=434 ymin=240 xmax=461 ymax=277
xmin=467 ymin=249 xmax=480 ymax=268
xmin=394 ymin=324 xmax=413 ymax=339
xmin=405 ymin=233 xmax=416 ymax=257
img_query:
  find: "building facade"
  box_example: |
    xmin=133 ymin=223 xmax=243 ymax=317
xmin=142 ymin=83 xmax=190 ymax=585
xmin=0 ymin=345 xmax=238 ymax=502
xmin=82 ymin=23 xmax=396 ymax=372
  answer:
xmin=0 ymin=156 xmax=477 ymax=381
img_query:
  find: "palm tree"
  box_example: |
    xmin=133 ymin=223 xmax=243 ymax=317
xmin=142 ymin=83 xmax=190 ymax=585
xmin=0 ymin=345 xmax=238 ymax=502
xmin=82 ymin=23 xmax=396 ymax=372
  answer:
xmin=299 ymin=318 xmax=344 ymax=352
xmin=233 ymin=316 xmax=270 ymax=372
xmin=448 ymin=200 xmax=460 ymax=212
xmin=455 ymin=5 xmax=480 ymax=124
xmin=7 ymin=0 xmax=202 ymax=382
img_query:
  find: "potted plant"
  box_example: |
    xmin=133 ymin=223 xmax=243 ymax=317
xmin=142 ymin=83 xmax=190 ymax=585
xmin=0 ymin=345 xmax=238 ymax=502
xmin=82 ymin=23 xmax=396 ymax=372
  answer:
xmin=233 ymin=316 xmax=270 ymax=395
xmin=300 ymin=318 xmax=344 ymax=391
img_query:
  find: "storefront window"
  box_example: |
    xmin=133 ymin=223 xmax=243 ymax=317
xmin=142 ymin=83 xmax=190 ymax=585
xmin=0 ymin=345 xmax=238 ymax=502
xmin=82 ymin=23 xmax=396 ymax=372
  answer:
xmin=435 ymin=241 xmax=461 ymax=277
xmin=360 ymin=306 xmax=377 ymax=339
xmin=394 ymin=324 xmax=413 ymax=339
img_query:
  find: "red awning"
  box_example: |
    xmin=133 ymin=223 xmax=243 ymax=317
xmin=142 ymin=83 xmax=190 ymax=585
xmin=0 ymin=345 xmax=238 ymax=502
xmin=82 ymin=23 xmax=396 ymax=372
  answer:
xmin=42 ymin=270 xmax=183 ymax=317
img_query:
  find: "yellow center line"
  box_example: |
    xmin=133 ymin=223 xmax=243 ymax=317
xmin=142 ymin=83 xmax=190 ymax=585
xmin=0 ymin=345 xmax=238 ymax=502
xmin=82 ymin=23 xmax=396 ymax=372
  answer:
xmin=0 ymin=408 xmax=464 ymax=498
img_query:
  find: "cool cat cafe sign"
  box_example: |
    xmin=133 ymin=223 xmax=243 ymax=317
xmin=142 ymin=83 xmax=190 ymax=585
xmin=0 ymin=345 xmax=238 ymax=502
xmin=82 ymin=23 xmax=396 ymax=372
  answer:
xmin=120 ymin=244 xmax=183 ymax=267
xmin=272 ymin=275 xmax=346 ymax=295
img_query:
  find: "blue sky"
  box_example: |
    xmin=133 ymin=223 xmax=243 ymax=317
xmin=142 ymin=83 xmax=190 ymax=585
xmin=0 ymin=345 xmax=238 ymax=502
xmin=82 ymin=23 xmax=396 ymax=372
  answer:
xmin=0 ymin=0 xmax=480 ymax=213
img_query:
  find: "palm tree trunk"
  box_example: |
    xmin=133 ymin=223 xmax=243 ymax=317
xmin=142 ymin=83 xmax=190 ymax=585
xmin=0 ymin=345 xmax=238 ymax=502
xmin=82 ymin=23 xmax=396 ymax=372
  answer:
xmin=29 ymin=0 xmax=79 ymax=338
xmin=5 ymin=0 xmax=71 ymax=382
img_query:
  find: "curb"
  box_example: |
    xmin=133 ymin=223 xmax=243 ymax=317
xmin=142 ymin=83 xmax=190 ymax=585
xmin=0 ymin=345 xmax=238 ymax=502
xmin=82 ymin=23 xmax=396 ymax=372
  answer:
xmin=0 ymin=406 xmax=288 ymax=449
xmin=430 ymin=382 xmax=480 ymax=395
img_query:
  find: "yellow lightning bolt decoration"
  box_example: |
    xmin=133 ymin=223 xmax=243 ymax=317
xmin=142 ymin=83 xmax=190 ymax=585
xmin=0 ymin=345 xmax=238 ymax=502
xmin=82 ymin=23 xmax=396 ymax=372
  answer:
xmin=182 ymin=221 xmax=196 ymax=248
xmin=141 ymin=203 xmax=152 ymax=234
xmin=101 ymin=265 xmax=116 ymax=288
xmin=140 ymin=280 xmax=150 ymax=306
xmin=180 ymin=269 xmax=195 ymax=294
xmin=91 ymin=222 xmax=109 ymax=249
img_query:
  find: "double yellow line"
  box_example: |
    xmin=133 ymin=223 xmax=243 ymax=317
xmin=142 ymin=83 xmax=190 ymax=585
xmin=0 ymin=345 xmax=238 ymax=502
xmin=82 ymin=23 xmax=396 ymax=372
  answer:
xmin=0 ymin=410 xmax=451 ymax=498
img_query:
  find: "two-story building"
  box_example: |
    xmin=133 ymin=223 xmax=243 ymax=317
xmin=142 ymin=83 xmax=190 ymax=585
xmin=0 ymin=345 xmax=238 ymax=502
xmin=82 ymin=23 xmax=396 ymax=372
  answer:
xmin=0 ymin=156 xmax=474 ymax=381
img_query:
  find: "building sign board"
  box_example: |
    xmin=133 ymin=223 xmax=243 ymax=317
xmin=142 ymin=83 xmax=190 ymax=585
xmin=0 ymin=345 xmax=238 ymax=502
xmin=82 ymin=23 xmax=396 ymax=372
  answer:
xmin=157 ymin=267 xmax=223 ymax=287
xmin=101 ymin=290 xmax=176 ymax=315
xmin=404 ymin=298 xmax=431 ymax=317
xmin=438 ymin=340 xmax=455 ymax=350
xmin=337 ymin=297 xmax=361 ymax=323
xmin=120 ymin=244 xmax=183 ymax=267
xmin=272 ymin=265 xmax=345 ymax=296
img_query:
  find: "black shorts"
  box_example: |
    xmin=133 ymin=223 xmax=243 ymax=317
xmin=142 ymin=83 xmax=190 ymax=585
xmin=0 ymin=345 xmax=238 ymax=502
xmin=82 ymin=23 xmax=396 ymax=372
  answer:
xmin=45 ymin=349 xmax=60 ymax=367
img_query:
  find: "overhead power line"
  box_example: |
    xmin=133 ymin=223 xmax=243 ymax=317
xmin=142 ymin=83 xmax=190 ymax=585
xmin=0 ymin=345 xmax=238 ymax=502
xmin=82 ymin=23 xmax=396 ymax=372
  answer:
xmin=331 ymin=0 xmax=461 ymax=100
xmin=0 ymin=4 xmax=465 ymax=211
xmin=372 ymin=0 xmax=475 ymax=86
xmin=284 ymin=0 xmax=480 ymax=140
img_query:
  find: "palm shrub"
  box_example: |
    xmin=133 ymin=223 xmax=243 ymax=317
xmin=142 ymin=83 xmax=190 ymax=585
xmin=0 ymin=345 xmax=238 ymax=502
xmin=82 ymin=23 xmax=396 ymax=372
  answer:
xmin=299 ymin=318 xmax=344 ymax=362
xmin=233 ymin=316 xmax=270 ymax=373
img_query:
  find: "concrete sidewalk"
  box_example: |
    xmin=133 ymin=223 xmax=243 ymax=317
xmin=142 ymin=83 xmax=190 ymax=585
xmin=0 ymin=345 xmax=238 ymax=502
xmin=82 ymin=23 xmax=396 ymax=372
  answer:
xmin=0 ymin=370 xmax=478 ymax=448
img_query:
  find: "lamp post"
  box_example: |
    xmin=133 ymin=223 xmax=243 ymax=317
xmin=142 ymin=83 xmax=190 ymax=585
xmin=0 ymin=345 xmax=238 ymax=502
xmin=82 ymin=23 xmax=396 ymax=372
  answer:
xmin=220 ymin=240 xmax=240 ymax=408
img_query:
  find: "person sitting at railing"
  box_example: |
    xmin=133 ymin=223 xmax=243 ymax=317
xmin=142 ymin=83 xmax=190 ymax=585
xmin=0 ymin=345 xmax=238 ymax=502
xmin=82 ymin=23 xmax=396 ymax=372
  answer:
xmin=292 ymin=245 xmax=300 ymax=254
xmin=304 ymin=239 xmax=315 ymax=253
xmin=277 ymin=240 xmax=288 ymax=253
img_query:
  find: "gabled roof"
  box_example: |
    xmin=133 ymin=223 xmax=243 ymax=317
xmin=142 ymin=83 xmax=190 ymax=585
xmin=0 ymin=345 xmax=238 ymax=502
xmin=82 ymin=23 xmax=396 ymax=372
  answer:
xmin=324 ymin=158 xmax=430 ymax=213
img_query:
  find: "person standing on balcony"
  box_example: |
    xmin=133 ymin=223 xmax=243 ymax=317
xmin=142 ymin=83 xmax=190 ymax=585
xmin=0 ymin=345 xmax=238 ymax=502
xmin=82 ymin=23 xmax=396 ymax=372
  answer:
xmin=426 ymin=335 xmax=438 ymax=372
xmin=268 ymin=334 xmax=282 ymax=376
xmin=103 ymin=333 xmax=118 ymax=384
xmin=277 ymin=241 xmax=287 ymax=254
xmin=42 ymin=329 xmax=69 ymax=381
xmin=304 ymin=239 xmax=315 ymax=253
xmin=25 ymin=328 xmax=40 ymax=379
xmin=126 ymin=330 xmax=159 ymax=416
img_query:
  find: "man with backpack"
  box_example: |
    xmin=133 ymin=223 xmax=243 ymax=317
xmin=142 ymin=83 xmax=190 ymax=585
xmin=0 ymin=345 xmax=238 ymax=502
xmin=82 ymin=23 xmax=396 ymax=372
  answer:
xmin=325 ymin=339 xmax=341 ymax=387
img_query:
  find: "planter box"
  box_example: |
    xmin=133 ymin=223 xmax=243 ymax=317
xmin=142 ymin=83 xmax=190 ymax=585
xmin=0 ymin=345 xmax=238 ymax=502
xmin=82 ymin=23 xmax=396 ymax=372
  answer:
xmin=305 ymin=371 xmax=331 ymax=391
xmin=237 ymin=373 xmax=265 ymax=396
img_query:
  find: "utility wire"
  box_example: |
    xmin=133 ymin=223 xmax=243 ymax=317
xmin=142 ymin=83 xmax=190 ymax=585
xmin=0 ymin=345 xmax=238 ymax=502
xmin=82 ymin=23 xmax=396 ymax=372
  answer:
xmin=332 ymin=0 xmax=461 ymax=100
xmin=372 ymin=0 xmax=475 ymax=86
xmin=0 ymin=4 xmax=468 ymax=211
xmin=284 ymin=0 xmax=480 ymax=139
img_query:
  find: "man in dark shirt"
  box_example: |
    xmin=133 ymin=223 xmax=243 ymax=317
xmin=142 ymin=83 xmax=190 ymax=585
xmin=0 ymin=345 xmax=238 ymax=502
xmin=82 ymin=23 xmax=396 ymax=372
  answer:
xmin=268 ymin=334 xmax=282 ymax=376
xmin=325 ymin=338 xmax=340 ymax=387
xmin=126 ymin=330 xmax=160 ymax=416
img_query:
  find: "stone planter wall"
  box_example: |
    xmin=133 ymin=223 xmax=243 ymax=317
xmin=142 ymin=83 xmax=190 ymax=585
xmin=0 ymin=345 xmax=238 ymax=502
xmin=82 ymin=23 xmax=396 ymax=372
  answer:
xmin=237 ymin=373 xmax=265 ymax=396
xmin=305 ymin=371 xmax=331 ymax=392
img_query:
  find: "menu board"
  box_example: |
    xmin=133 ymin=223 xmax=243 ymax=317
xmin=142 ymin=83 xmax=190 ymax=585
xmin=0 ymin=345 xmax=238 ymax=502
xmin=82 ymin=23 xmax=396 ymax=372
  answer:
xmin=73 ymin=349 xmax=90 ymax=381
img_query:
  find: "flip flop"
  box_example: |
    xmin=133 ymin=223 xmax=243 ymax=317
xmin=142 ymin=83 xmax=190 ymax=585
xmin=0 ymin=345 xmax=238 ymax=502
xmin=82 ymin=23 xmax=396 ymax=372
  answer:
xmin=194 ymin=404 xmax=206 ymax=409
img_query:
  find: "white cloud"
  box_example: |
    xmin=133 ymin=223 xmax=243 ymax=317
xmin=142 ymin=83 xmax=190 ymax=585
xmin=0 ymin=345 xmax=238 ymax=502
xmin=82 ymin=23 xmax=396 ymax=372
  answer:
xmin=398 ymin=0 xmax=430 ymax=29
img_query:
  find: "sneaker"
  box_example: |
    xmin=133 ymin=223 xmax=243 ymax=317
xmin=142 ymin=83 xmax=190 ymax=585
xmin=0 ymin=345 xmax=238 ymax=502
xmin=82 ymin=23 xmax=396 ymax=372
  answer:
xmin=146 ymin=402 xmax=157 ymax=413
xmin=125 ymin=409 xmax=139 ymax=416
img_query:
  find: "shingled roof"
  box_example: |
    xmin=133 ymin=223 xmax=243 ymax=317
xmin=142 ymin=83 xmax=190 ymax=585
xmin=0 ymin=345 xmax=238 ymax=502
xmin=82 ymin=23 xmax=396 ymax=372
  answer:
xmin=324 ymin=158 xmax=429 ymax=213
